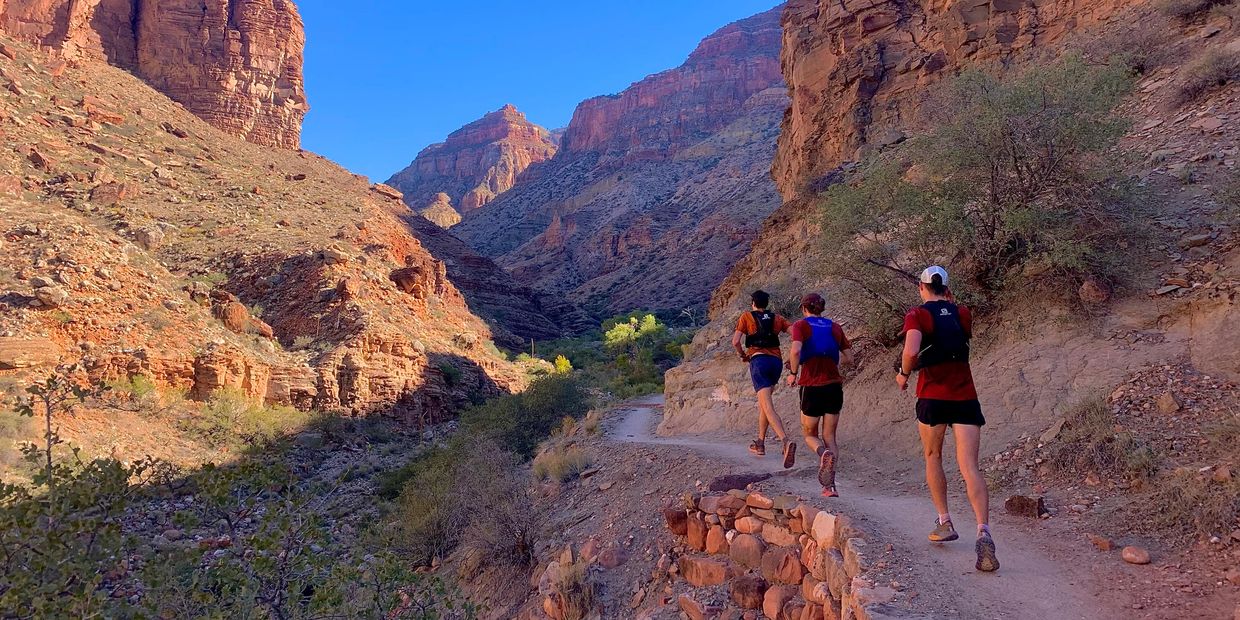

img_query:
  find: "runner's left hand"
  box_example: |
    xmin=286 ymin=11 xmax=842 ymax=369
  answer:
xmin=895 ymin=372 xmax=908 ymax=391
xmin=785 ymin=374 xmax=797 ymax=387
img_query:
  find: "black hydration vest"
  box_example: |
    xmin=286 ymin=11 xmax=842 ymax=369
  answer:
xmin=744 ymin=310 xmax=780 ymax=349
xmin=916 ymin=301 xmax=970 ymax=368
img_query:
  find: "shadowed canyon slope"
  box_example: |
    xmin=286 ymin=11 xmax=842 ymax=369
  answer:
xmin=0 ymin=33 xmax=529 ymax=422
xmin=451 ymin=5 xmax=787 ymax=317
xmin=0 ymin=0 xmax=307 ymax=147
xmin=386 ymin=104 xmax=558 ymax=228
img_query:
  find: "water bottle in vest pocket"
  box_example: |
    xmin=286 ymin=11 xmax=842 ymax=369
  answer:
xmin=799 ymin=316 xmax=839 ymax=363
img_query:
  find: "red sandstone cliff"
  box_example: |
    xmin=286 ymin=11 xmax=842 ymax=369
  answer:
xmin=560 ymin=6 xmax=784 ymax=161
xmin=773 ymin=0 xmax=1140 ymax=200
xmin=0 ymin=0 xmax=307 ymax=147
xmin=386 ymin=104 xmax=557 ymax=226
xmin=453 ymin=6 xmax=788 ymax=316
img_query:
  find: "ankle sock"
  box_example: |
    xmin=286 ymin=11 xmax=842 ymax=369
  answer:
xmin=978 ymin=524 xmax=991 ymax=537
xmin=938 ymin=513 xmax=951 ymax=526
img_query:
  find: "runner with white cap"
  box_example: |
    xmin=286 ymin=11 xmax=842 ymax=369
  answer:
xmin=895 ymin=265 xmax=999 ymax=572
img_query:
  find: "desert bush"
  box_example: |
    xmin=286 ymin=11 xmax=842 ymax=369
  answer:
xmin=554 ymin=354 xmax=574 ymax=374
xmin=1158 ymin=0 xmax=1231 ymax=19
xmin=1177 ymin=47 xmax=1240 ymax=104
xmin=1086 ymin=19 xmax=1173 ymax=74
xmin=532 ymin=444 xmax=591 ymax=482
xmin=438 ymin=361 xmax=463 ymax=387
xmin=817 ymin=57 xmax=1141 ymax=332
xmin=1051 ymin=396 xmax=1159 ymax=481
xmin=187 ymin=387 xmax=310 ymax=448
xmin=582 ymin=409 xmax=603 ymax=436
xmin=457 ymin=374 xmax=590 ymax=459
xmin=388 ymin=439 xmax=539 ymax=568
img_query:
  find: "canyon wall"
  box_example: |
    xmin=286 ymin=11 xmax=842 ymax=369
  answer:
xmin=386 ymin=104 xmax=557 ymax=227
xmin=773 ymin=0 xmax=1139 ymax=200
xmin=0 ymin=0 xmax=307 ymax=147
xmin=452 ymin=6 xmax=788 ymax=317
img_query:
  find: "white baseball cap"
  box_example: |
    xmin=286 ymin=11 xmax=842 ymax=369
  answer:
xmin=919 ymin=265 xmax=949 ymax=287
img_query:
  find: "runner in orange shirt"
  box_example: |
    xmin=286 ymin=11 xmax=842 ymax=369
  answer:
xmin=732 ymin=290 xmax=795 ymax=468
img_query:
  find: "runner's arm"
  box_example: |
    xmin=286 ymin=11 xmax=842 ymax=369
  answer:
xmin=839 ymin=348 xmax=854 ymax=367
xmin=732 ymin=330 xmax=748 ymax=360
xmin=897 ymin=329 xmax=922 ymax=390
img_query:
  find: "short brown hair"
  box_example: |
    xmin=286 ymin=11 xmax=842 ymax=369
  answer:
xmin=800 ymin=293 xmax=826 ymax=315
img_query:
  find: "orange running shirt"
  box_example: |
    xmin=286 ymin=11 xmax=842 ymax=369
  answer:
xmin=736 ymin=312 xmax=791 ymax=359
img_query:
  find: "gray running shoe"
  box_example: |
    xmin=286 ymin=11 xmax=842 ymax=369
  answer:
xmin=928 ymin=519 xmax=959 ymax=542
xmin=975 ymin=533 xmax=1000 ymax=572
xmin=748 ymin=439 xmax=765 ymax=456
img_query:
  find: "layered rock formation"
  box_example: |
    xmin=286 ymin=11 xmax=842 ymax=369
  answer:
xmin=387 ymin=104 xmax=557 ymax=227
xmin=0 ymin=0 xmax=307 ymax=147
xmin=453 ymin=6 xmax=787 ymax=316
xmin=0 ymin=35 xmax=520 ymax=425
xmin=773 ymin=0 xmax=1140 ymax=200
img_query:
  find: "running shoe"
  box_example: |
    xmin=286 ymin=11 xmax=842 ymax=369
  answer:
xmin=748 ymin=439 xmax=766 ymax=457
xmin=818 ymin=449 xmax=836 ymax=489
xmin=781 ymin=440 xmax=796 ymax=469
xmin=928 ymin=519 xmax=959 ymax=542
xmin=821 ymin=486 xmax=839 ymax=498
xmin=975 ymin=533 xmax=1000 ymax=572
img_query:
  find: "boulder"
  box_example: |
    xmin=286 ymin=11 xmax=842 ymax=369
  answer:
xmin=663 ymin=507 xmax=688 ymax=535
xmin=678 ymin=556 xmax=732 ymax=587
xmin=762 ymin=585 xmax=797 ymax=620
xmin=1004 ymin=494 xmax=1048 ymax=518
xmin=1121 ymin=546 xmax=1151 ymax=565
xmin=761 ymin=546 xmax=805 ymax=585
xmin=706 ymin=525 xmax=730 ymax=555
xmin=687 ymin=513 xmax=708 ymax=551
xmin=730 ymin=573 xmax=768 ymax=609
xmin=735 ymin=516 xmax=764 ymax=534
xmin=762 ymin=522 xmax=799 ymax=547
xmin=729 ymin=533 xmax=766 ymax=569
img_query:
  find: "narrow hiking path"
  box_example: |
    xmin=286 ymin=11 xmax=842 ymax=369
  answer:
xmin=608 ymin=394 xmax=1130 ymax=620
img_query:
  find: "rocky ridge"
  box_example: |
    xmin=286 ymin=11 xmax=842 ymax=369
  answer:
xmin=0 ymin=0 xmax=307 ymax=148
xmin=0 ymin=35 xmax=525 ymax=427
xmin=453 ymin=6 xmax=787 ymax=316
xmin=386 ymin=104 xmax=557 ymax=227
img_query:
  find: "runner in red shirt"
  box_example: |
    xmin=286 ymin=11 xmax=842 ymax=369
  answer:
xmin=784 ymin=293 xmax=851 ymax=497
xmin=896 ymin=266 xmax=998 ymax=572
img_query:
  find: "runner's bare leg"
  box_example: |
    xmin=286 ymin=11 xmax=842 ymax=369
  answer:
xmin=953 ymin=424 xmax=990 ymax=529
xmin=800 ymin=415 xmax=823 ymax=455
xmin=918 ymin=422 xmax=950 ymax=517
xmin=757 ymin=387 xmax=786 ymax=442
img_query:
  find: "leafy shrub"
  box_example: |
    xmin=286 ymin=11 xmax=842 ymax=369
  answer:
xmin=438 ymin=362 xmax=463 ymax=387
xmin=1085 ymin=19 xmax=1172 ymax=74
xmin=817 ymin=57 xmax=1141 ymax=333
xmin=554 ymin=354 xmax=574 ymax=374
xmin=457 ymin=375 xmax=590 ymax=459
xmin=187 ymin=387 xmax=310 ymax=448
xmin=1177 ymin=48 xmax=1240 ymax=104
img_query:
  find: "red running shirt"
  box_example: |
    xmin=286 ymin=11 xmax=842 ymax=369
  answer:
xmin=902 ymin=305 xmax=978 ymax=401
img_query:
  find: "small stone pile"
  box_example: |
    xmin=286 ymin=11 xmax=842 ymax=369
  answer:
xmin=661 ymin=489 xmax=905 ymax=620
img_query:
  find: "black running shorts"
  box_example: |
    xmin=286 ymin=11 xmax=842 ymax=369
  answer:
xmin=916 ymin=398 xmax=986 ymax=427
xmin=800 ymin=384 xmax=843 ymax=417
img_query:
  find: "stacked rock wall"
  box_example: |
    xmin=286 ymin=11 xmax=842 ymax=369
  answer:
xmin=662 ymin=488 xmax=906 ymax=620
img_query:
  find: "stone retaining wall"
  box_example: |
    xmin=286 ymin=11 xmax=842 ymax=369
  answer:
xmin=662 ymin=489 xmax=908 ymax=620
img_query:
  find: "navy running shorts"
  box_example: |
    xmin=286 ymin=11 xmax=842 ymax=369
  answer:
xmin=749 ymin=355 xmax=782 ymax=392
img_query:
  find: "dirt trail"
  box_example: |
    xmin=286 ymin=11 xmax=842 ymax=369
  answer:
xmin=610 ymin=394 xmax=1132 ymax=620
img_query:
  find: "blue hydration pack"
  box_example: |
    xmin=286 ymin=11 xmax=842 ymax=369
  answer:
xmin=799 ymin=316 xmax=839 ymax=364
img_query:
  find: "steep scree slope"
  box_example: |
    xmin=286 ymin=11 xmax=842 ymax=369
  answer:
xmin=452 ymin=6 xmax=787 ymax=317
xmin=0 ymin=0 xmax=307 ymax=148
xmin=386 ymin=104 xmax=557 ymax=227
xmin=0 ymin=36 xmax=524 ymax=422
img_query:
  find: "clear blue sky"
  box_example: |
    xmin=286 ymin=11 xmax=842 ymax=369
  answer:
xmin=297 ymin=1 xmax=781 ymax=182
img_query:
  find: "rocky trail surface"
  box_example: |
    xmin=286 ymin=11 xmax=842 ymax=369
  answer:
xmin=603 ymin=395 xmax=1161 ymax=620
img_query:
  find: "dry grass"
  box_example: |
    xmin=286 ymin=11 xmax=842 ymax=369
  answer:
xmin=546 ymin=560 xmax=598 ymax=620
xmin=1052 ymin=396 xmax=1159 ymax=481
xmin=532 ymin=444 xmax=591 ymax=482
xmin=582 ymin=409 xmax=602 ymax=436
xmin=1177 ymin=48 xmax=1240 ymax=104
xmin=1130 ymin=468 xmax=1240 ymax=543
